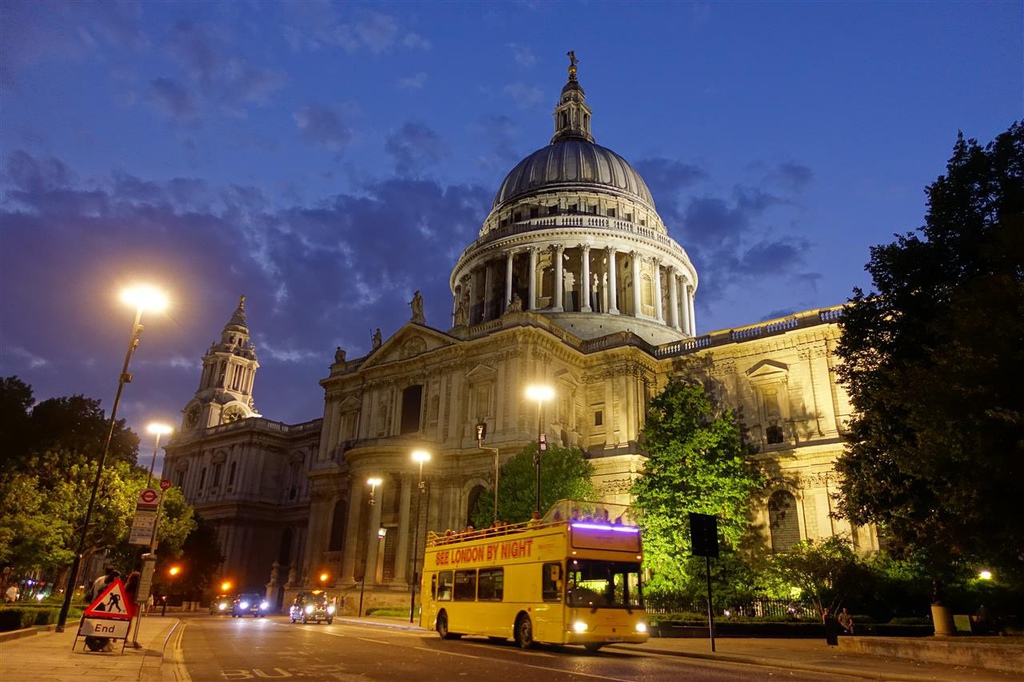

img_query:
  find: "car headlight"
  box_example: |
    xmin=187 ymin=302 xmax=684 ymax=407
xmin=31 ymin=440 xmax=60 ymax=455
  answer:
xmin=635 ymin=622 xmax=648 ymax=633
xmin=260 ymin=601 xmax=270 ymax=610
xmin=305 ymin=604 xmax=314 ymax=614
xmin=240 ymin=601 xmax=250 ymax=609
xmin=327 ymin=605 xmax=336 ymax=614
xmin=572 ymin=621 xmax=588 ymax=633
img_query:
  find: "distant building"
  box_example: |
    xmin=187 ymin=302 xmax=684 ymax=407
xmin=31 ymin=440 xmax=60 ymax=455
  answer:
xmin=164 ymin=59 xmax=876 ymax=611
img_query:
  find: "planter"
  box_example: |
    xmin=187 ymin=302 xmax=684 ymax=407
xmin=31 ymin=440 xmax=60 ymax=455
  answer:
xmin=930 ymin=604 xmax=956 ymax=636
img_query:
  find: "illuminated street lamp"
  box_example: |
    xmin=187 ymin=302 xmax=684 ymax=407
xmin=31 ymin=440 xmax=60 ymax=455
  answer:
xmin=409 ymin=450 xmax=431 ymax=623
xmin=56 ymin=285 xmax=168 ymax=632
xmin=145 ymin=423 xmax=173 ymax=488
xmin=525 ymin=384 xmax=555 ymax=519
xmin=359 ymin=477 xmax=383 ymax=617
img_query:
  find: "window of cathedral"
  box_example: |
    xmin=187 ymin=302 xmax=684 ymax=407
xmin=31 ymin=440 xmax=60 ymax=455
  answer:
xmin=529 ymin=207 xmax=538 ymax=219
xmin=212 ymin=462 xmax=223 ymax=488
xmin=594 ymin=410 xmax=603 ymax=427
xmin=513 ymin=211 xmax=521 ymax=222
xmin=328 ymin=500 xmax=346 ymax=552
xmin=228 ymin=461 xmax=237 ymax=489
xmin=607 ymin=208 xmax=616 ymax=218
xmin=768 ymin=490 xmax=801 ymax=552
xmin=198 ymin=467 xmax=207 ymax=492
xmin=400 ymin=384 xmax=424 ymax=435
xmin=568 ymin=204 xmax=577 ymax=213
xmin=766 ymin=423 xmax=785 ymax=445
xmin=548 ymin=205 xmax=558 ymax=216
xmin=625 ymin=212 xmax=633 ymax=222
xmin=588 ymin=205 xmax=598 ymax=215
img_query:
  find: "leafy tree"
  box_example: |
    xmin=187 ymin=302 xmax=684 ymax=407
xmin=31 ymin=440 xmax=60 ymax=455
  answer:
xmin=28 ymin=394 xmax=139 ymax=468
xmin=0 ymin=376 xmax=34 ymax=471
xmin=760 ymin=536 xmax=872 ymax=616
xmin=155 ymin=515 xmax=224 ymax=602
xmin=633 ymin=378 xmax=765 ymax=593
xmin=469 ymin=443 xmax=595 ymax=527
xmin=835 ymin=122 xmax=1024 ymax=595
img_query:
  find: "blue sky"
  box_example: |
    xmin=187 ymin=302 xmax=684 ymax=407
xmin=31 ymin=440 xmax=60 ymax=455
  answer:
xmin=2 ymin=1 xmax=1021 ymax=444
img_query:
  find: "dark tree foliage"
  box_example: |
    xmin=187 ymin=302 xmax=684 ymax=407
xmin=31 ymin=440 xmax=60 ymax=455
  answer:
xmin=156 ymin=515 xmax=225 ymax=601
xmin=29 ymin=394 xmax=139 ymax=467
xmin=0 ymin=376 xmax=34 ymax=471
xmin=633 ymin=378 xmax=765 ymax=593
xmin=469 ymin=443 xmax=595 ymax=527
xmin=836 ymin=122 xmax=1024 ymax=592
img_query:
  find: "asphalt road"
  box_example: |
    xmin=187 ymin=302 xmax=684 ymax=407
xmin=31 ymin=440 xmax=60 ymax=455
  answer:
xmin=180 ymin=616 xmax=858 ymax=681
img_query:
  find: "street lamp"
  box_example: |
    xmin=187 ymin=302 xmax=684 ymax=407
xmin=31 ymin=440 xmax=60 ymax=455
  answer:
xmin=409 ymin=450 xmax=431 ymax=623
xmin=56 ymin=285 xmax=168 ymax=632
xmin=359 ymin=477 xmax=382 ymax=617
xmin=525 ymin=384 xmax=555 ymax=519
xmin=162 ymin=564 xmax=181 ymax=617
xmin=145 ymin=423 xmax=173 ymax=488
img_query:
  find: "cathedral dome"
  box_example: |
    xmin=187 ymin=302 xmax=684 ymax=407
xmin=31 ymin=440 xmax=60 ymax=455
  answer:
xmin=492 ymin=140 xmax=656 ymax=210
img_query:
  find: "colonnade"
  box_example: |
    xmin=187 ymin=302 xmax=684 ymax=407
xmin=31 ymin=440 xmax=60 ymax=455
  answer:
xmin=453 ymin=244 xmax=696 ymax=337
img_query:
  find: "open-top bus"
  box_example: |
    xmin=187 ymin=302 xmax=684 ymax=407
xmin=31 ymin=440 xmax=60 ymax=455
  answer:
xmin=420 ymin=499 xmax=648 ymax=652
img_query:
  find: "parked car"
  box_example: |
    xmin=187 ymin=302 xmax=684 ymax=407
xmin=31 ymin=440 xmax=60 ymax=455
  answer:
xmin=209 ymin=594 xmax=234 ymax=615
xmin=232 ymin=592 xmax=271 ymax=617
xmin=288 ymin=590 xmax=335 ymax=624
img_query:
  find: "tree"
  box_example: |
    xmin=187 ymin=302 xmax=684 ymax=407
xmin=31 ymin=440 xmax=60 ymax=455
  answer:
xmin=760 ymin=536 xmax=871 ymax=616
xmin=469 ymin=443 xmax=595 ymax=527
xmin=835 ymin=122 xmax=1024 ymax=595
xmin=633 ymin=378 xmax=765 ymax=593
xmin=0 ymin=376 xmax=34 ymax=471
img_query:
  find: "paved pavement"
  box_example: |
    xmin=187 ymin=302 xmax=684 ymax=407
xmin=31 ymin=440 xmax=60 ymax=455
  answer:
xmin=1 ymin=613 xmax=1019 ymax=681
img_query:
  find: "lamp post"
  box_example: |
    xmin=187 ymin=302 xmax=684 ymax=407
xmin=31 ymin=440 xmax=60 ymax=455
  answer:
xmin=409 ymin=450 xmax=430 ymax=623
xmin=145 ymin=423 xmax=173 ymax=488
xmin=358 ymin=477 xmax=382 ymax=617
xmin=56 ymin=285 xmax=168 ymax=632
xmin=525 ymin=384 xmax=554 ymax=519
xmin=131 ymin=422 xmax=173 ymax=648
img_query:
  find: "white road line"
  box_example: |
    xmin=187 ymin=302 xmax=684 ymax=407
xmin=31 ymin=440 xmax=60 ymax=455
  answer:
xmin=415 ymin=647 xmax=482 ymax=660
xmin=522 ymin=662 xmax=633 ymax=682
xmin=356 ymin=637 xmax=392 ymax=645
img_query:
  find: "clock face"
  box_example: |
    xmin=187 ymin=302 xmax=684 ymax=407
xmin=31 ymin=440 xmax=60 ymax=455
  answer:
xmin=185 ymin=404 xmax=201 ymax=429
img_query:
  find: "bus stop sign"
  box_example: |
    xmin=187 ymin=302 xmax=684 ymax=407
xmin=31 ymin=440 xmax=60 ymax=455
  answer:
xmin=689 ymin=513 xmax=719 ymax=558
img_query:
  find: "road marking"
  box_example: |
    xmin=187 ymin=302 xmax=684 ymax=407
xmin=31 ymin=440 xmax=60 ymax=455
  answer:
xmin=415 ymin=647 xmax=482 ymax=660
xmin=168 ymin=620 xmax=192 ymax=681
xmin=521 ymin=662 xmax=633 ymax=682
xmin=356 ymin=637 xmax=391 ymax=645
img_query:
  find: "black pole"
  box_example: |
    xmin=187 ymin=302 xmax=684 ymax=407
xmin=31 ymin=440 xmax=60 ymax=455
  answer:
xmin=706 ymin=554 xmax=716 ymax=652
xmin=409 ymin=478 xmax=424 ymax=623
xmin=56 ymin=310 xmax=144 ymax=632
xmin=533 ymin=401 xmax=542 ymax=519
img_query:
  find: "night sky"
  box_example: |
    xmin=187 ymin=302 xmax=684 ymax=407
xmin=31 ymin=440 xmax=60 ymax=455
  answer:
xmin=2 ymin=1 xmax=1021 ymax=455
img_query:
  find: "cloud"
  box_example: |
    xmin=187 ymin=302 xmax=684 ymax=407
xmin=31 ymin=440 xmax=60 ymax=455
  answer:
xmin=293 ymin=105 xmax=354 ymax=152
xmin=282 ymin=5 xmax=430 ymax=54
xmin=398 ymin=72 xmax=428 ymax=90
xmin=768 ymin=162 xmax=814 ymax=192
xmin=502 ymin=82 xmax=545 ymax=109
xmin=150 ymin=77 xmax=200 ymax=123
xmin=470 ymin=114 xmax=523 ymax=173
xmin=508 ymin=43 xmax=536 ymax=67
xmin=385 ymin=123 xmax=449 ymax=176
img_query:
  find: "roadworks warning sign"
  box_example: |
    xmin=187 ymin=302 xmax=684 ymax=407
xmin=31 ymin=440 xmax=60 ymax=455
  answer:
xmin=83 ymin=578 xmax=132 ymax=620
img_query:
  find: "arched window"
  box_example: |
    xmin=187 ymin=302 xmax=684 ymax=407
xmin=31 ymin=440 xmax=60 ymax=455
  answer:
xmin=766 ymin=423 xmax=785 ymax=444
xmin=328 ymin=500 xmax=347 ymax=552
xmin=466 ymin=485 xmax=486 ymax=526
xmin=768 ymin=490 xmax=800 ymax=552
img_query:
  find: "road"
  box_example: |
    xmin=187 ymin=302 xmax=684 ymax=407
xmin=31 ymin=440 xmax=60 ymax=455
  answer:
xmin=179 ymin=616 xmax=857 ymax=681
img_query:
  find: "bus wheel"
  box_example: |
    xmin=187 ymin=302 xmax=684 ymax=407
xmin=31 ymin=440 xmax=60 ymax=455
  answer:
xmin=437 ymin=611 xmax=452 ymax=639
xmin=515 ymin=614 xmax=534 ymax=649
xmin=584 ymin=643 xmax=604 ymax=653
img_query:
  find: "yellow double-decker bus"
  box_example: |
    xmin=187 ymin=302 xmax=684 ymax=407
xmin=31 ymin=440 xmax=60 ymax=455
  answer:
xmin=420 ymin=500 xmax=648 ymax=652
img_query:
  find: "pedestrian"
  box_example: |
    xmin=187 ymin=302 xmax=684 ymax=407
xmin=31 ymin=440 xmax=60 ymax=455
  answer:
xmin=146 ymin=593 xmax=155 ymax=613
xmin=838 ymin=607 xmax=855 ymax=634
xmin=822 ymin=608 xmax=840 ymax=646
xmin=4 ymin=584 xmax=18 ymax=602
xmin=124 ymin=571 xmax=141 ymax=619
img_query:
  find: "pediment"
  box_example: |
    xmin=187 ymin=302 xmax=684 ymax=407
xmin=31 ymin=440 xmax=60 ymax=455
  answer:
xmin=746 ymin=359 xmax=789 ymax=384
xmin=465 ymin=363 xmax=497 ymax=382
xmin=360 ymin=323 xmax=457 ymax=369
xmin=338 ymin=395 xmax=362 ymax=412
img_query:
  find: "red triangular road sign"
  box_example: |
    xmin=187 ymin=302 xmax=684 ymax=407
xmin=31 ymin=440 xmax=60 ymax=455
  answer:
xmin=83 ymin=578 xmax=132 ymax=620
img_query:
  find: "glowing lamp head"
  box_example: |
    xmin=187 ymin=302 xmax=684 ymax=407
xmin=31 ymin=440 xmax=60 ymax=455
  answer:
xmin=526 ymin=385 xmax=555 ymax=403
xmin=367 ymin=477 xmax=382 ymax=487
xmin=168 ymin=566 xmax=181 ymax=577
xmin=121 ymin=286 xmax=168 ymax=313
xmin=148 ymin=423 xmax=173 ymax=437
xmin=979 ymin=570 xmax=993 ymax=580
xmin=412 ymin=450 xmax=431 ymax=464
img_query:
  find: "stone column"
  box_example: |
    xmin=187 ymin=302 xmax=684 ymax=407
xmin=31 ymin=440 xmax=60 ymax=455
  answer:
xmin=652 ymin=257 xmax=663 ymax=321
xmin=483 ymin=261 xmax=494 ymax=322
xmin=631 ymin=251 xmax=641 ymax=317
xmin=580 ymin=244 xmax=592 ymax=312
xmin=687 ymin=285 xmax=697 ymax=336
xmin=606 ymin=247 xmax=619 ymax=314
xmin=394 ymin=474 xmax=413 ymax=583
xmin=680 ymin=281 xmax=692 ymax=337
xmin=504 ymin=251 xmax=514 ymax=313
xmin=340 ymin=486 xmax=363 ymax=582
xmin=668 ymin=268 xmax=680 ymax=330
xmin=552 ymin=244 xmax=564 ymax=312
xmin=527 ymin=247 xmax=538 ymax=311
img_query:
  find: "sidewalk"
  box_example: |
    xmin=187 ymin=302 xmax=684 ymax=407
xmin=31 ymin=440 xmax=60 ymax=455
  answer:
xmin=1 ymin=613 xmax=1020 ymax=682
xmin=0 ymin=613 xmax=182 ymax=682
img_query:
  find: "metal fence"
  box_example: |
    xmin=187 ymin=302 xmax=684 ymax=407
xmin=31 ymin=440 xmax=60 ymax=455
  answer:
xmin=644 ymin=595 xmax=818 ymax=620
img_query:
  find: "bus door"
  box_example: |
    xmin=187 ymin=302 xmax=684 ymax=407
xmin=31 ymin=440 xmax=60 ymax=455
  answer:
xmin=534 ymin=561 xmax=565 ymax=642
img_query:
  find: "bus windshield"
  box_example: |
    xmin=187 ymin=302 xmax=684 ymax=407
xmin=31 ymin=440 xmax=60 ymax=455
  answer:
xmin=566 ymin=559 xmax=643 ymax=610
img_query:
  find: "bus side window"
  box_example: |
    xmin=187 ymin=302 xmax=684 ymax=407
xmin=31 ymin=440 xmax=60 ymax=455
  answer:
xmin=431 ymin=574 xmax=437 ymax=599
xmin=478 ymin=568 xmax=504 ymax=601
xmin=454 ymin=569 xmax=477 ymax=601
xmin=542 ymin=562 xmax=562 ymax=602
xmin=437 ymin=571 xmax=453 ymax=601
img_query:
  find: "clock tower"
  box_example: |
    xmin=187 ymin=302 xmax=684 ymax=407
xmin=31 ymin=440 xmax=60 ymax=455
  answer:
xmin=182 ymin=295 xmax=261 ymax=431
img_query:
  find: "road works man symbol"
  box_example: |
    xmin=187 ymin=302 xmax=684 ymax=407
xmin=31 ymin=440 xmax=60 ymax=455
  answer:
xmin=83 ymin=578 xmax=132 ymax=620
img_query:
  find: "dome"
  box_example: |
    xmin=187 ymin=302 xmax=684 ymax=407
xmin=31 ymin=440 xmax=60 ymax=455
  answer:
xmin=492 ymin=140 xmax=656 ymax=210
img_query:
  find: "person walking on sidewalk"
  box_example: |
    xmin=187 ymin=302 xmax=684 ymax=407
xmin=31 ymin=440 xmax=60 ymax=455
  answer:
xmin=822 ymin=608 xmax=840 ymax=646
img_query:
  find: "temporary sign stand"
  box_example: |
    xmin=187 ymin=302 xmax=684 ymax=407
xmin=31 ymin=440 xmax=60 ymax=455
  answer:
xmin=73 ymin=578 xmax=135 ymax=654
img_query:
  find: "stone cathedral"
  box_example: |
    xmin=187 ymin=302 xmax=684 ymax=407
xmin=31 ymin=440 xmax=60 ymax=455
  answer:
xmin=164 ymin=59 xmax=877 ymax=612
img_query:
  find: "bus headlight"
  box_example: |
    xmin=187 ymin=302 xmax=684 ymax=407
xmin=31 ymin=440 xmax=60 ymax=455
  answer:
xmin=572 ymin=621 xmax=589 ymax=633
xmin=305 ymin=604 xmax=315 ymax=614
xmin=635 ymin=622 xmax=648 ymax=633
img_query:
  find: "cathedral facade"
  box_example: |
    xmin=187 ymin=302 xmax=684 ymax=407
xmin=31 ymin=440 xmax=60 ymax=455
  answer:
xmin=164 ymin=60 xmax=876 ymax=611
